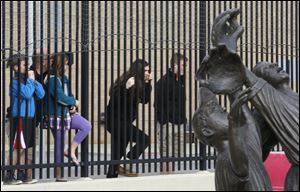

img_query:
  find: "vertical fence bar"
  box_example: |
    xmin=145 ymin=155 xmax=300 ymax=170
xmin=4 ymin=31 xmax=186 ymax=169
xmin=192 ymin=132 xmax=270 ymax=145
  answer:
xmin=250 ymin=1 xmax=254 ymax=70
xmin=81 ymin=1 xmax=89 ymax=177
xmin=141 ymin=0 xmax=146 ymax=173
xmin=260 ymin=2 xmax=264 ymax=66
xmin=74 ymin=1 xmax=80 ymax=177
xmin=281 ymin=1 xmax=284 ymax=70
xmin=256 ymin=1 xmax=259 ymax=65
xmin=9 ymin=1 xmax=13 ymax=173
xmin=61 ymin=0 xmax=66 ymax=178
xmin=188 ymin=0 xmax=193 ymax=171
xmin=97 ymin=1 xmax=102 ymax=175
xmin=90 ymin=1 xmax=95 ymax=176
xmin=159 ymin=0 xmax=164 ymax=172
xmin=1 ymin=0 xmax=6 ymax=182
xmin=296 ymin=1 xmax=299 ymax=93
xmin=290 ymin=2 xmax=294 ymax=91
xmin=276 ymin=2 xmax=279 ymax=64
xmin=285 ymin=2 xmax=289 ymax=80
xmin=135 ymin=1 xmax=140 ymax=174
xmin=104 ymin=1 xmax=108 ymax=174
xmin=68 ymin=1 xmax=73 ymax=178
xmin=183 ymin=0 xmax=187 ymax=171
xmin=153 ymin=0 xmax=158 ymax=173
xmin=31 ymin=1 xmax=37 ymax=179
xmin=271 ymin=1 xmax=274 ymax=63
xmin=265 ymin=1 xmax=269 ymax=62
xmin=245 ymin=1 xmax=248 ymax=68
xmin=122 ymin=0 xmax=127 ymax=172
xmin=128 ymin=0 xmax=134 ymax=172
xmin=16 ymin=0 xmax=21 ymax=170
xmin=147 ymin=1 xmax=152 ymax=173
xmin=240 ymin=1 xmax=243 ymax=61
xmin=286 ymin=2 xmax=289 ymax=82
xmin=194 ymin=0 xmax=199 ymax=170
xmin=46 ymin=1 xmax=51 ymax=178
xmin=25 ymin=0 xmax=30 ymax=177
xmin=110 ymin=1 xmax=116 ymax=174
xmin=54 ymin=0 xmax=59 ymax=179
xmin=199 ymin=1 xmax=207 ymax=171
xmin=168 ymin=0 xmax=172 ymax=172
xmin=172 ymin=1 xmax=182 ymax=171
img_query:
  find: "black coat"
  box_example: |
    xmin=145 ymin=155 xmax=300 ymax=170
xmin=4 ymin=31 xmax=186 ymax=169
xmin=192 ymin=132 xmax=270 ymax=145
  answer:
xmin=155 ymin=70 xmax=187 ymax=125
xmin=106 ymin=82 xmax=152 ymax=131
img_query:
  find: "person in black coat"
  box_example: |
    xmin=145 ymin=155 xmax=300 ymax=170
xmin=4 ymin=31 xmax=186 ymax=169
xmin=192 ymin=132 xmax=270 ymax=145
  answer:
xmin=106 ymin=59 xmax=153 ymax=178
xmin=154 ymin=53 xmax=188 ymax=174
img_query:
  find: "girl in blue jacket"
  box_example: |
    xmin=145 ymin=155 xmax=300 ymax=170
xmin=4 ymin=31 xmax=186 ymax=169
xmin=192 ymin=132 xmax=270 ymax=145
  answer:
xmin=4 ymin=54 xmax=45 ymax=185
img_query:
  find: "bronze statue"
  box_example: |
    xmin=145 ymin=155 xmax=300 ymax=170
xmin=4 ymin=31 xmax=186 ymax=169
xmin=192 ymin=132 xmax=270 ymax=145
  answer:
xmin=194 ymin=8 xmax=299 ymax=191
xmin=193 ymin=88 xmax=272 ymax=191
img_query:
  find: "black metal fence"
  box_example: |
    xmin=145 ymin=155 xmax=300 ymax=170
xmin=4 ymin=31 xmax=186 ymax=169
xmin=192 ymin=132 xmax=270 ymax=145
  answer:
xmin=1 ymin=1 xmax=299 ymax=181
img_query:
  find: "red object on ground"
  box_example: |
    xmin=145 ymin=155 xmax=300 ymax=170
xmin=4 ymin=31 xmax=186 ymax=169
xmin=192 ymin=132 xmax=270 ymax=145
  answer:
xmin=264 ymin=152 xmax=292 ymax=191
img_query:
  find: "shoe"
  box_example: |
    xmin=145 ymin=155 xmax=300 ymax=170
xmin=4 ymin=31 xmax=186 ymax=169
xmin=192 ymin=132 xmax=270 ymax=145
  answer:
xmin=118 ymin=165 xmax=138 ymax=177
xmin=64 ymin=153 xmax=80 ymax=166
xmin=55 ymin=177 xmax=68 ymax=182
xmin=22 ymin=178 xmax=39 ymax=184
xmin=3 ymin=171 xmax=23 ymax=185
xmin=19 ymin=171 xmax=38 ymax=184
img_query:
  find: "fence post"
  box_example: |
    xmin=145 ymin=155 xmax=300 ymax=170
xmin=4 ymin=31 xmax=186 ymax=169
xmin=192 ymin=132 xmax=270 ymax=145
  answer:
xmin=81 ymin=1 xmax=89 ymax=177
xmin=199 ymin=1 xmax=207 ymax=171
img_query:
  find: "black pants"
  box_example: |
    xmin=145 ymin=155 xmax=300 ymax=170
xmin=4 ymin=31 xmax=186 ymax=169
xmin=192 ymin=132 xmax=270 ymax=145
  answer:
xmin=107 ymin=123 xmax=150 ymax=178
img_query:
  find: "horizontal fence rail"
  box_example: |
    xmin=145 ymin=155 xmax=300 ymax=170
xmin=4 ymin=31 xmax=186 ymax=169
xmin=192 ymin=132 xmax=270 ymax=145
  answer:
xmin=1 ymin=1 xmax=299 ymax=181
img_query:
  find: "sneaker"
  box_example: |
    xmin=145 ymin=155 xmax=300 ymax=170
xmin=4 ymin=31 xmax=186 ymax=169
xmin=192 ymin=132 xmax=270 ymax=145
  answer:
xmin=118 ymin=165 xmax=138 ymax=177
xmin=55 ymin=177 xmax=68 ymax=182
xmin=3 ymin=172 xmax=23 ymax=185
xmin=19 ymin=171 xmax=38 ymax=184
xmin=22 ymin=178 xmax=39 ymax=184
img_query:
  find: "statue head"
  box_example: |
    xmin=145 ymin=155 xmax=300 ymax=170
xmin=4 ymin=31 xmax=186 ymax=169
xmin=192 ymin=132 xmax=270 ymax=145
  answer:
xmin=253 ymin=62 xmax=290 ymax=87
xmin=211 ymin=9 xmax=244 ymax=53
xmin=192 ymin=88 xmax=228 ymax=147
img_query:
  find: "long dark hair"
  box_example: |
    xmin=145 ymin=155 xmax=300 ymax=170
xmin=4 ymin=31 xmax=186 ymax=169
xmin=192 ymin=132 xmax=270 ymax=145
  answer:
xmin=49 ymin=52 xmax=71 ymax=76
xmin=110 ymin=59 xmax=150 ymax=96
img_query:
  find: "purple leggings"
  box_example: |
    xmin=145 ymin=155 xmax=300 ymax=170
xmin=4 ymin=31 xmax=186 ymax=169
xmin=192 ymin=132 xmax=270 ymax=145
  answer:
xmin=51 ymin=114 xmax=92 ymax=163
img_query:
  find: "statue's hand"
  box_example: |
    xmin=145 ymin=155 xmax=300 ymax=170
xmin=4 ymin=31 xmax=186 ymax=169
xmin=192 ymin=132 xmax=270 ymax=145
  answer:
xmin=211 ymin=8 xmax=244 ymax=53
xmin=196 ymin=45 xmax=246 ymax=95
xmin=228 ymin=88 xmax=251 ymax=123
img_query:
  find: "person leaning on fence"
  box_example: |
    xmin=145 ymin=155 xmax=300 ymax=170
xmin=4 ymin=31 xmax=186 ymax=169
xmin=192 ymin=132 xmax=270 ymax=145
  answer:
xmin=43 ymin=52 xmax=91 ymax=182
xmin=4 ymin=54 xmax=45 ymax=185
xmin=154 ymin=53 xmax=188 ymax=174
xmin=106 ymin=59 xmax=152 ymax=178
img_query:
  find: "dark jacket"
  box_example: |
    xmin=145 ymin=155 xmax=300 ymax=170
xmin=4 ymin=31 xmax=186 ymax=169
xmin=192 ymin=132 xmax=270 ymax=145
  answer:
xmin=106 ymin=82 xmax=152 ymax=131
xmin=30 ymin=65 xmax=48 ymax=121
xmin=155 ymin=69 xmax=187 ymax=125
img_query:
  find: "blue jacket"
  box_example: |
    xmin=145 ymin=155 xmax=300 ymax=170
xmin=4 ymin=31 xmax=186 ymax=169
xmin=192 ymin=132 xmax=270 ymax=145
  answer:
xmin=44 ymin=75 xmax=76 ymax=116
xmin=10 ymin=79 xmax=45 ymax=117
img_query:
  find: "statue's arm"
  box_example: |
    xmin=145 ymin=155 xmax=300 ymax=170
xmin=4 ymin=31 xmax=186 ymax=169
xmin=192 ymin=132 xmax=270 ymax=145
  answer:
xmin=228 ymin=93 xmax=250 ymax=178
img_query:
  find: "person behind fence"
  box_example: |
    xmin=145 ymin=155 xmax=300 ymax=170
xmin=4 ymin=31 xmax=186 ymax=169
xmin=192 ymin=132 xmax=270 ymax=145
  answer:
xmin=4 ymin=54 xmax=45 ymax=185
xmin=154 ymin=53 xmax=188 ymax=174
xmin=43 ymin=52 xmax=91 ymax=182
xmin=30 ymin=48 xmax=51 ymax=127
xmin=106 ymin=59 xmax=152 ymax=178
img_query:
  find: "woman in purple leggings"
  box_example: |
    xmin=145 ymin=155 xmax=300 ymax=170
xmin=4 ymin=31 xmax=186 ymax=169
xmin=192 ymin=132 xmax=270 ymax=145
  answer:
xmin=44 ymin=52 xmax=91 ymax=182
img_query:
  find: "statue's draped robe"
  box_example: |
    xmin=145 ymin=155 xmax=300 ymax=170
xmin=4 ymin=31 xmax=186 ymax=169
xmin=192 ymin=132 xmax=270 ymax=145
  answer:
xmin=250 ymin=79 xmax=299 ymax=165
xmin=215 ymin=106 xmax=272 ymax=191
